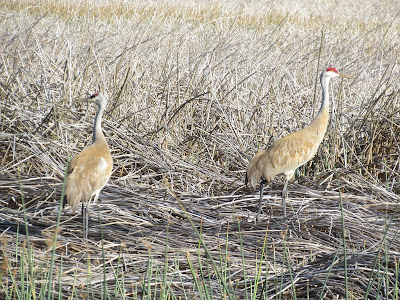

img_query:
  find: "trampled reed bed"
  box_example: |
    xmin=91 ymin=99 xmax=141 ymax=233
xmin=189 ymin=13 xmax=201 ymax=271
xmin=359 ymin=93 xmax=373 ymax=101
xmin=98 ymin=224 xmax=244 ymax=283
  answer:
xmin=1 ymin=0 xmax=399 ymax=298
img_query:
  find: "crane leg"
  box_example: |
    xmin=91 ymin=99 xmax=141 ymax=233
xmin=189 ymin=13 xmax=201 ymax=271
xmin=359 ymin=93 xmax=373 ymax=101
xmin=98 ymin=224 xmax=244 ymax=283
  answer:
xmin=257 ymin=179 xmax=267 ymax=221
xmin=82 ymin=202 xmax=89 ymax=241
xmin=282 ymin=178 xmax=289 ymax=217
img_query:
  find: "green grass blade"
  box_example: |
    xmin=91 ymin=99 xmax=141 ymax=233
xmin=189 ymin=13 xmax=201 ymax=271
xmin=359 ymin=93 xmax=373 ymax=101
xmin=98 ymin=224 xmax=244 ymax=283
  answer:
xmin=336 ymin=171 xmax=348 ymax=299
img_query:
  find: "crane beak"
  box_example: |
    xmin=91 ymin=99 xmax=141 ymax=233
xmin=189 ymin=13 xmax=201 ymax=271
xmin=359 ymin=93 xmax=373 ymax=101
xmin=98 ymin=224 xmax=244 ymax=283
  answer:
xmin=73 ymin=96 xmax=94 ymax=105
xmin=339 ymin=74 xmax=353 ymax=79
xmin=78 ymin=96 xmax=94 ymax=102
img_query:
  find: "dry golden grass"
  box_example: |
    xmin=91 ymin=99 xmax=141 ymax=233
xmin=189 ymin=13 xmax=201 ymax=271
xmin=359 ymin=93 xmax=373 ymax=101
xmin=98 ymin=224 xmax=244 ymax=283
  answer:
xmin=1 ymin=0 xmax=400 ymax=298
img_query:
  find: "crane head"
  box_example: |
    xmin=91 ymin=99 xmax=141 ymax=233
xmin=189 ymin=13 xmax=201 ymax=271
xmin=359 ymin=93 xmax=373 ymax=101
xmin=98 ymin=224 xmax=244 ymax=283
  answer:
xmin=322 ymin=67 xmax=353 ymax=81
xmin=75 ymin=92 xmax=108 ymax=109
xmin=326 ymin=67 xmax=339 ymax=73
xmin=325 ymin=67 xmax=340 ymax=78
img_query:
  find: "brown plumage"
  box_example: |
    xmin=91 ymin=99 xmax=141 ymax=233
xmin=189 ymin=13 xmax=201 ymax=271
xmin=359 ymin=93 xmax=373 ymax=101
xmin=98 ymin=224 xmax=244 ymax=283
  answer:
xmin=65 ymin=93 xmax=112 ymax=240
xmin=246 ymin=68 xmax=351 ymax=220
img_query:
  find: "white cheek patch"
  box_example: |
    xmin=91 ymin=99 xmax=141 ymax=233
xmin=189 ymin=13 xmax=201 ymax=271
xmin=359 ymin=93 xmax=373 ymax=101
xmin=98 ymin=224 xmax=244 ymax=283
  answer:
xmin=97 ymin=157 xmax=108 ymax=173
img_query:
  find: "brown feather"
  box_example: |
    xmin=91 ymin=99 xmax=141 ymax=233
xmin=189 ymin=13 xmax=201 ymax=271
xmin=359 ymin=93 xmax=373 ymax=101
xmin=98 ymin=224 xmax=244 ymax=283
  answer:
xmin=246 ymin=101 xmax=329 ymax=189
xmin=65 ymin=140 xmax=112 ymax=212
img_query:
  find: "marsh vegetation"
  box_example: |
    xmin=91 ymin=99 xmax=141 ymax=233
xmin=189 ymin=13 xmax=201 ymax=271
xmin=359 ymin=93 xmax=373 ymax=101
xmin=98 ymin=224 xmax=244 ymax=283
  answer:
xmin=1 ymin=0 xmax=400 ymax=298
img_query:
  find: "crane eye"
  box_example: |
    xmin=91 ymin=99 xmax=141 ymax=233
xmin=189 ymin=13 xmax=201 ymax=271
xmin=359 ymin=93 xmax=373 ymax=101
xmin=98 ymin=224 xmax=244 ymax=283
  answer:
xmin=90 ymin=93 xmax=99 ymax=98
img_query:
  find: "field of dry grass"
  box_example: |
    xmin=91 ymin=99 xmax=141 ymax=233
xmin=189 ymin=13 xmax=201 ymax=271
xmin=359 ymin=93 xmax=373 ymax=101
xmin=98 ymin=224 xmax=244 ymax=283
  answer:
xmin=1 ymin=0 xmax=400 ymax=298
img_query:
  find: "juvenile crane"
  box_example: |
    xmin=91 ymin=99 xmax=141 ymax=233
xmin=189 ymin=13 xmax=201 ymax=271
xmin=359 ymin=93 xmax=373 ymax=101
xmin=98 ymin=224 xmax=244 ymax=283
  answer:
xmin=64 ymin=93 xmax=113 ymax=240
xmin=246 ymin=67 xmax=351 ymax=220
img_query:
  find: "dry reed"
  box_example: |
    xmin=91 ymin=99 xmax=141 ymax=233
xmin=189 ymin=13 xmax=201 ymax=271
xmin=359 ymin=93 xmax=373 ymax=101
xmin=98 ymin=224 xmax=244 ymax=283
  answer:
xmin=1 ymin=0 xmax=400 ymax=298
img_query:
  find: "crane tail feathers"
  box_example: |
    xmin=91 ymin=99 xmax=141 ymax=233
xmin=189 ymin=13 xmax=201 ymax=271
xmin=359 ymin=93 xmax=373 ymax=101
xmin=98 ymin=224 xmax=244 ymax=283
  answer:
xmin=65 ymin=176 xmax=87 ymax=213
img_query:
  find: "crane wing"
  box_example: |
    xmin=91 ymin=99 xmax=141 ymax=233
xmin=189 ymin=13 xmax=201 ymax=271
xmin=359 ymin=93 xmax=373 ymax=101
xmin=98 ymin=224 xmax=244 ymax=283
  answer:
xmin=65 ymin=146 xmax=112 ymax=212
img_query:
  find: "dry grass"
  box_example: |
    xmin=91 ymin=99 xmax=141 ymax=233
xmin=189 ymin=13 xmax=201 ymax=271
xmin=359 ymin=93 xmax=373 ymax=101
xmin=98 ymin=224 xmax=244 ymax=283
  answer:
xmin=1 ymin=0 xmax=400 ymax=298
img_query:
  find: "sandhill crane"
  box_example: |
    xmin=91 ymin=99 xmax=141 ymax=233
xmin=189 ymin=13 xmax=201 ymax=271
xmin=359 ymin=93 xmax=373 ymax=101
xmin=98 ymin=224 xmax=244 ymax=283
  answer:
xmin=246 ymin=67 xmax=351 ymax=220
xmin=64 ymin=93 xmax=113 ymax=240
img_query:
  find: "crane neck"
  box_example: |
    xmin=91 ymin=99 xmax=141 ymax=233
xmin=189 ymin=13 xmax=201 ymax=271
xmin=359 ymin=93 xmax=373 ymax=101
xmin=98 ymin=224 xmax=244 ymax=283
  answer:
xmin=93 ymin=103 xmax=106 ymax=144
xmin=307 ymin=73 xmax=331 ymax=135
xmin=317 ymin=74 xmax=331 ymax=116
